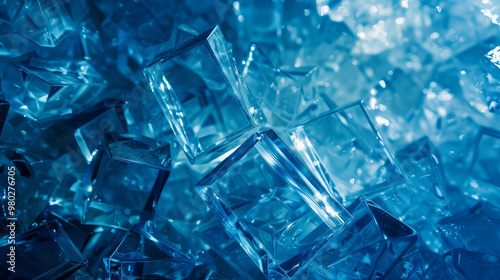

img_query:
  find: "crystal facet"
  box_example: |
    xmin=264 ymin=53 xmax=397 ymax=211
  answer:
xmin=73 ymin=99 xmax=128 ymax=163
xmin=370 ymin=137 xmax=449 ymax=224
xmin=105 ymin=221 xmax=197 ymax=279
xmin=437 ymin=202 xmax=500 ymax=256
xmin=289 ymin=101 xmax=404 ymax=203
xmin=144 ymin=25 xmax=265 ymax=163
xmin=0 ymin=221 xmax=88 ymax=279
xmin=463 ymin=128 xmax=500 ymax=204
xmin=196 ymin=129 xmax=351 ymax=279
xmin=304 ymin=196 xmax=419 ymax=280
xmin=11 ymin=0 xmax=88 ymax=47
xmin=2 ymin=55 xmax=107 ymax=122
xmin=82 ymin=131 xmax=171 ymax=229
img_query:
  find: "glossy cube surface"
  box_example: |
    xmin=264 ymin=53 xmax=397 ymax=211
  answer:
xmin=196 ymin=129 xmax=351 ymax=279
xmin=82 ymin=131 xmax=171 ymax=229
xmin=144 ymin=25 xmax=265 ymax=163
xmin=289 ymin=101 xmax=404 ymax=203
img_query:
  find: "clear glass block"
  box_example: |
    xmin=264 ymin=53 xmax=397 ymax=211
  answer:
xmin=289 ymin=101 xmax=404 ymax=203
xmin=0 ymin=147 xmax=55 ymax=229
xmin=105 ymin=221 xmax=196 ymax=280
xmin=242 ymin=44 xmax=302 ymax=127
xmin=82 ymin=131 xmax=171 ymax=229
xmin=11 ymin=0 xmax=89 ymax=47
xmin=80 ymin=227 xmax=127 ymax=277
xmin=305 ymin=196 xmax=419 ymax=279
xmin=437 ymin=202 xmax=500 ymax=256
xmin=153 ymin=160 xmax=212 ymax=261
xmin=370 ymin=137 xmax=450 ymax=224
xmin=195 ymin=215 xmax=267 ymax=280
xmin=463 ymin=128 xmax=500 ymax=204
xmin=195 ymin=129 xmax=351 ymax=279
xmin=73 ymin=99 xmax=128 ymax=163
xmin=2 ymin=55 xmax=107 ymax=122
xmin=410 ymin=82 xmax=479 ymax=186
xmin=426 ymin=248 xmax=500 ymax=279
xmin=144 ymin=25 xmax=265 ymax=164
xmin=0 ymin=221 xmax=88 ymax=279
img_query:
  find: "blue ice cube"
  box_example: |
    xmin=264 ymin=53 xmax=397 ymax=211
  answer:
xmin=196 ymin=129 xmax=351 ymax=279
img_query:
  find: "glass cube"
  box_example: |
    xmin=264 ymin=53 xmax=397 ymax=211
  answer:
xmin=73 ymin=99 xmax=128 ymax=163
xmin=195 ymin=129 xmax=351 ymax=279
xmin=0 ymin=148 xmax=55 ymax=229
xmin=80 ymin=227 xmax=127 ymax=277
xmin=426 ymin=248 xmax=500 ymax=279
xmin=0 ymin=221 xmax=87 ymax=279
xmin=305 ymin=196 xmax=419 ymax=279
xmin=144 ymin=25 xmax=265 ymax=164
xmin=105 ymin=221 xmax=196 ymax=280
xmin=11 ymin=0 xmax=88 ymax=47
xmin=2 ymin=55 xmax=107 ymax=122
xmin=82 ymin=131 xmax=171 ymax=229
xmin=370 ymin=137 xmax=450 ymax=224
xmin=463 ymin=128 xmax=500 ymax=204
xmin=195 ymin=215 xmax=267 ymax=280
xmin=289 ymin=101 xmax=404 ymax=203
xmin=437 ymin=202 xmax=500 ymax=256
xmin=242 ymin=43 xmax=328 ymax=127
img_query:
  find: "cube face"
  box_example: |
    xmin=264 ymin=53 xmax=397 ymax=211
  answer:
xmin=144 ymin=25 xmax=265 ymax=163
xmin=462 ymin=128 xmax=500 ymax=204
xmin=74 ymin=100 xmax=128 ymax=163
xmin=195 ymin=216 xmax=267 ymax=280
xmin=12 ymin=0 xmax=87 ymax=47
xmin=106 ymin=221 xmax=195 ymax=279
xmin=196 ymin=129 xmax=351 ymax=279
xmin=0 ymin=221 xmax=87 ymax=279
xmin=2 ymin=56 xmax=107 ymax=122
xmin=289 ymin=101 xmax=404 ymax=202
xmin=427 ymin=249 xmax=500 ymax=280
xmin=307 ymin=197 xmax=418 ymax=280
xmin=437 ymin=202 xmax=500 ymax=256
xmin=242 ymin=44 xmax=304 ymax=127
xmin=370 ymin=137 xmax=450 ymax=223
xmin=83 ymin=155 xmax=161 ymax=224
xmin=83 ymin=132 xmax=171 ymax=229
